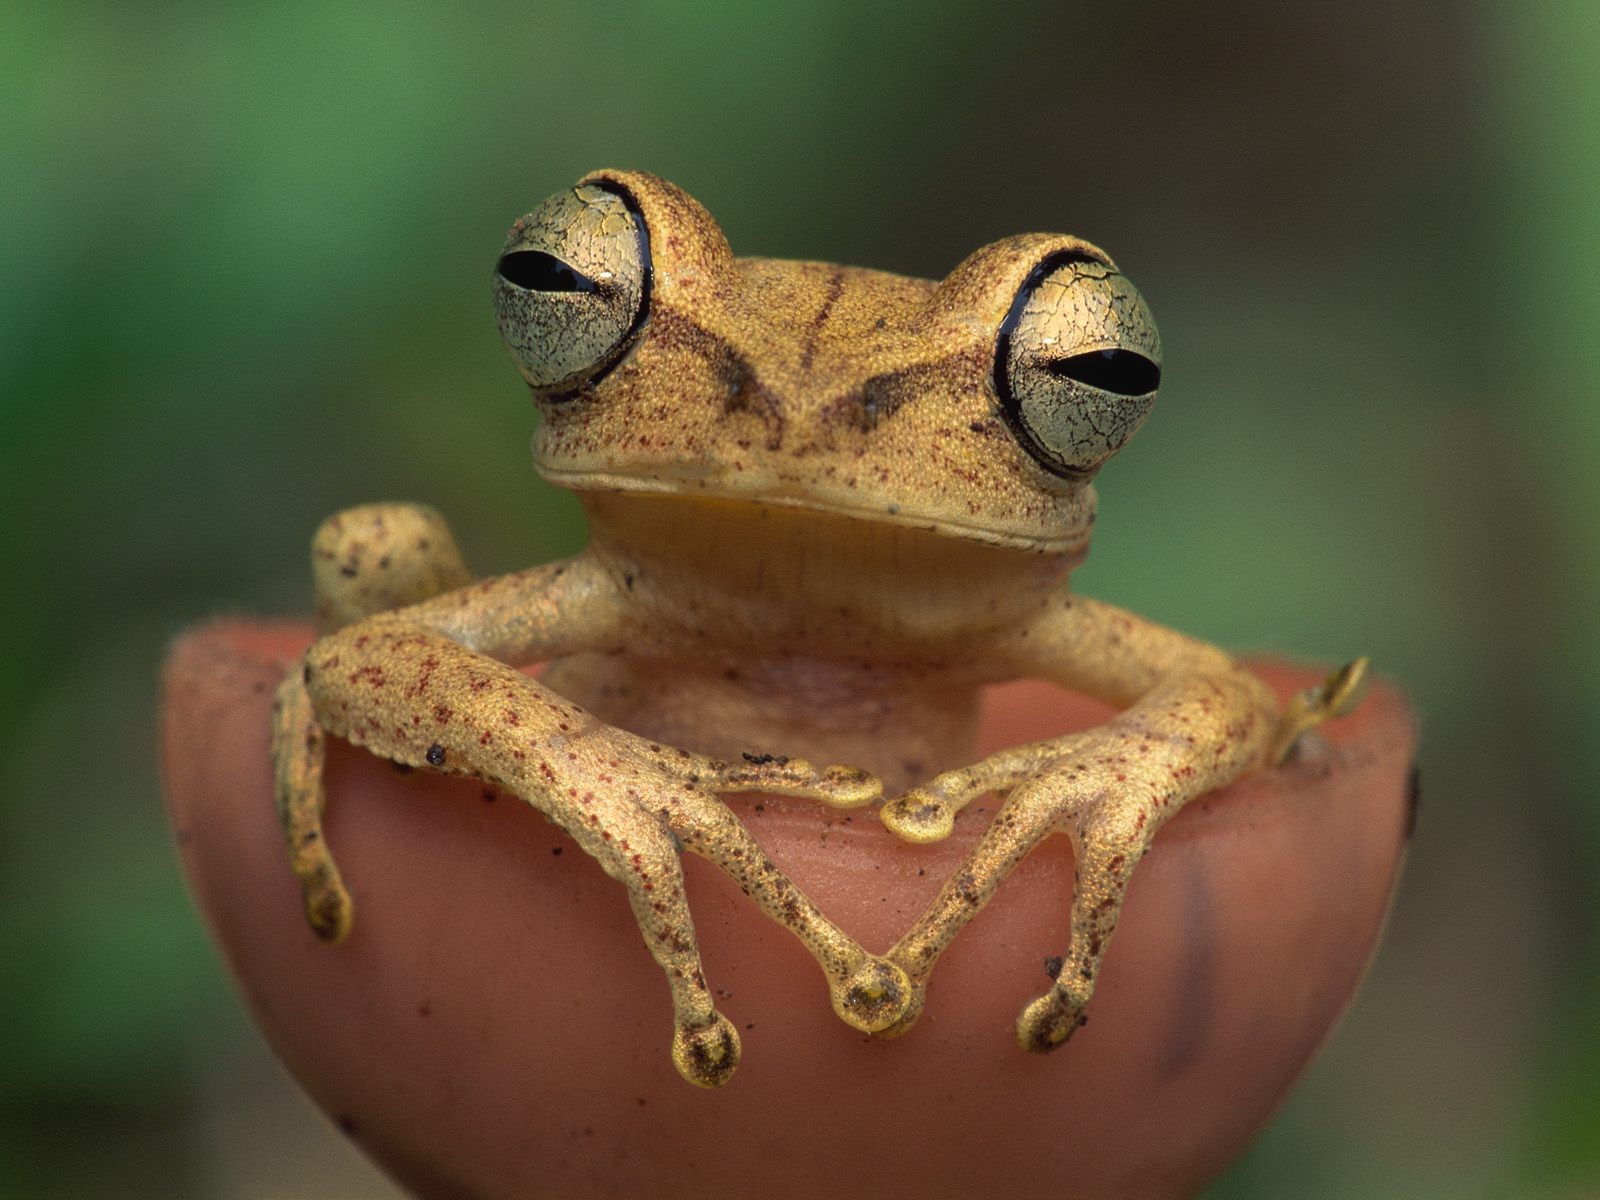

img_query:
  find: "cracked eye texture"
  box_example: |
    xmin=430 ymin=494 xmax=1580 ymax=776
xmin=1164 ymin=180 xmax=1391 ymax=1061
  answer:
xmin=494 ymin=184 xmax=647 ymax=392
xmin=1004 ymin=260 xmax=1162 ymax=477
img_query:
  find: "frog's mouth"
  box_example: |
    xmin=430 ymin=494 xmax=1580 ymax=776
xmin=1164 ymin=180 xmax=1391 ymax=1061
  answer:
xmin=538 ymin=466 xmax=1096 ymax=558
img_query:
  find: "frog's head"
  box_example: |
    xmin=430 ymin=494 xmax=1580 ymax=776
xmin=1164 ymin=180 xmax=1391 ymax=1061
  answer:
xmin=494 ymin=170 xmax=1161 ymax=556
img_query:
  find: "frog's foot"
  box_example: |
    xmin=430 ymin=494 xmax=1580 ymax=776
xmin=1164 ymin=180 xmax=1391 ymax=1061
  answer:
xmin=618 ymin=743 xmax=906 ymax=1029
xmin=312 ymin=503 xmax=473 ymax=633
xmin=883 ymin=788 xmax=1059 ymax=1037
xmin=1268 ymin=657 xmax=1370 ymax=766
xmin=650 ymin=777 xmax=911 ymax=1035
xmin=271 ymin=669 xmax=352 ymax=943
xmin=883 ymin=671 xmax=1273 ymax=1046
xmin=887 ymin=783 xmax=1153 ymax=1048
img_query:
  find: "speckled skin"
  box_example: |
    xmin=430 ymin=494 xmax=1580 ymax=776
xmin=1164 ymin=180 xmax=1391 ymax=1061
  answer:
xmin=271 ymin=170 xmax=1364 ymax=1086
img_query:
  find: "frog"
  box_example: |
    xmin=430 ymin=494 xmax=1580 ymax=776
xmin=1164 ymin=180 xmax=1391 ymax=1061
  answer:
xmin=271 ymin=169 xmax=1366 ymax=1089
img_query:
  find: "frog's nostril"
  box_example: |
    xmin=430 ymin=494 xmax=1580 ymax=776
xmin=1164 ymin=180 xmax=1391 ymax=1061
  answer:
xmin=496 ymin=250 xmax=597 ymax=294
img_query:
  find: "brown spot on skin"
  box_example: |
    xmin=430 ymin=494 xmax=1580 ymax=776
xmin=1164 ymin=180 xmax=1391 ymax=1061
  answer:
xmin=426 ymin=743 xmax=446 ymax=767
xmin=337 ymin=1114 xmax=360 ymax=1136
xmin=854 ymin=372 xmax=910 ymax=431
xmin=799 ymin=268 xmax=845 ymax=372
xmin=351 ymin=664 xmax=387 ymax=688
xmin=1044 ymin=955 xmax=1064 ymax=980
xmin=669 ymin=315 xmax=784 ymax=450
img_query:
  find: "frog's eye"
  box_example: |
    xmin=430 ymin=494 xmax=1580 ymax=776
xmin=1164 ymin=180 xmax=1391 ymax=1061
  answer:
xmin=996 ymin=252 xmax=1162 ymax=480
xmin=494 ymin=182 xmax=651 ymax=396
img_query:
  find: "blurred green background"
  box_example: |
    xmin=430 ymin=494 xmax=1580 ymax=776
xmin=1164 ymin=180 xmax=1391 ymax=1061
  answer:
xmin=3 ymin=1 xmax=1597 ymax=1196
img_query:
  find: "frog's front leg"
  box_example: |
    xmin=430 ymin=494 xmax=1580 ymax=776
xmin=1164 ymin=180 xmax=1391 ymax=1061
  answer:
xmin=275 ymin=531 xmax=906 ymax=1085
xmin=274 ymin=503 xmax=476 ymax=944
xmin=881 ymin=596 xmax=1360 ymax=1050
xmin=273 ymin=533 xmax=628 ymax=943
xmin=290 ymin=617 xmax=733 ymax=1082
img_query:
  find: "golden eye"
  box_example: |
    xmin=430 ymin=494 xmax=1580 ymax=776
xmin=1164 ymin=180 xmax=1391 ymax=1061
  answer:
xmin=494 ymin=182 xmax=651 ymax=397
xmin=997 ymin=251 xmax=1162 ymax=479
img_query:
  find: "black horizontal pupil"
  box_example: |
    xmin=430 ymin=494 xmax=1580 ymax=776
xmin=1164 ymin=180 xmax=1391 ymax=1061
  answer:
xmin=496 ymin=250 xmax=597 ymax=293
xmin=1046 ymin=349 xmax=1161 ymax=396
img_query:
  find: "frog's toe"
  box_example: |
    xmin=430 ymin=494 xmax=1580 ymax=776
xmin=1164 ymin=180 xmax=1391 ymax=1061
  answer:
xmin=1015 ymin=986 xmax=1089 ymax=1053
xmin=880 ymin=791 xmax=957 ymax=843
xmin=671 ymin=1012 xmax=741 ymax=1088
xmin=302 ymin=874 xmax=354 ymax=944
xmin=813 ymin=763 xmax=883 ymax=809
xmin=312 ymin=503 xmax=472 ymax=632
xmin=1271 ymin=656 xmax=1372 ymax=765
xmin=830 ymin=958 xmax=913 ymax=1033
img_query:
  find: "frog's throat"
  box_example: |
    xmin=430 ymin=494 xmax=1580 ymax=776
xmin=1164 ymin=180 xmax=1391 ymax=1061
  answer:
xmin=537 ymin=468 xmax=1095 ymax=557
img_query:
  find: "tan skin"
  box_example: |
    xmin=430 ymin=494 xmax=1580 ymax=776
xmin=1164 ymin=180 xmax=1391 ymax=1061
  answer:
xmin=273 ymin=170 xmax=1365 ymax=1088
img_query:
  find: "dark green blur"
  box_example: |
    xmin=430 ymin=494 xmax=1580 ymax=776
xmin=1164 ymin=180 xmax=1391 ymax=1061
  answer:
xmin=2 ymin=2 xmax=1596 ymax=1196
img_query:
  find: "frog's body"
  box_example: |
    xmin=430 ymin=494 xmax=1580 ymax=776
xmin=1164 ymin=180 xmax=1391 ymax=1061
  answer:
xmin=272 ymin=171 xmax=1365 ymax=1087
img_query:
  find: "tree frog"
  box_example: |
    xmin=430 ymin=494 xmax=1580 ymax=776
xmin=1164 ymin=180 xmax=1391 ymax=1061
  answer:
xmin=272 ymin=170 xmax=1365 ymax=1089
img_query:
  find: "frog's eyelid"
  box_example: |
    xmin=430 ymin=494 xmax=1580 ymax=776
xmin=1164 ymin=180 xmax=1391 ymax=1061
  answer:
xmin=598 ymin=180 xmax=653 ymax=342
xmin=497 ymin=250 xmax=599 ymax=294
xmin=1037 ymin=248 xmax=1114 ymax=277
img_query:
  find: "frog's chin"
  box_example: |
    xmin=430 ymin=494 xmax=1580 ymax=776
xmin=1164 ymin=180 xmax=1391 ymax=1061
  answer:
xmin=538 ymin=468 xmax=1094 ymax=558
